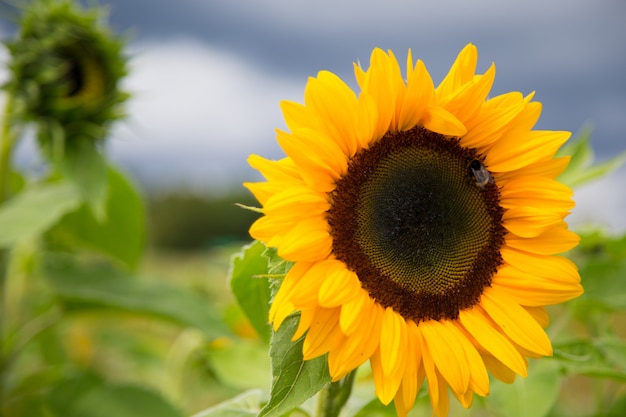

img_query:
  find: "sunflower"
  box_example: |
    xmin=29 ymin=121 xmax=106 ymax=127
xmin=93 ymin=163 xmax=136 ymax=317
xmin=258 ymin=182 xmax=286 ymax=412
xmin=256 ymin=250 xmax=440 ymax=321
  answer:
xmin=4 ymin=0 xmax=128 ymax=152
xmin=245 ymin=44 xmax=583 ymax=417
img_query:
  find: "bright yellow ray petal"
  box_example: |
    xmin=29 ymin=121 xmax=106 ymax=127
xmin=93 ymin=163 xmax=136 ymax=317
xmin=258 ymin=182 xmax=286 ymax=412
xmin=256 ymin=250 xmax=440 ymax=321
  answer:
xmin=379 ymin=308 xmax=408 ymax=378
xmin=339 ymin=288 xmax=370 ymax=335
xmin=487 ymin=130 xmax=571 ymax=172
xmin=440 ymin=63 xmax=495 ymax=125
xmin=420 ymin=320 xmax=470 ymax=395
xmin=505 ymin=226 xmax=580 ymax=255
xmin=269 ymin=262 xmax=312 ymax=328
xmin=398 ymin=59 xmax=434 ymax=131
xmin=502 ymin=207 xmax=564 ymax=238
xmin=500 ymin=247 xmax=580 ymax=282
xmin=328 ymin=300 xmax=382 ymax=379
xmin=276 ymin=128 xmax=347 ymax=192
xmin=436 ymin=43 xmax=478 ymax=100
xmin=459 ymin=307 xmax=528 ymax=377
xmin=480 ymin=289 xmax=553 ymax=356
xmin=492 ymin=264 xmax=583 ymax=306
xmin=302 ymin=307 xmax=343 ymax=359
xmin=371 ymin=342 xmax=404 ymax=405
xmin=461 ymin=91 xmax=525 ymax=148
xmin=263 ymin=186 xmax=329 ymax=217
xmin=499 ymin=176 xmax=574 ymax=212
xmin=318 ymin=261 xmax=361 ymax=307
xmin=482 ymin=353 xmax=518 ymax=384
xmin=393 ymin=320 xmax=422 ymax=416
xmin=304 ymin=71 xmax=360 ymax=156
xmin=422 ymin=106 xmax=467 ymax=137
xmin=277 ymin=217 xmax=332 ymax=262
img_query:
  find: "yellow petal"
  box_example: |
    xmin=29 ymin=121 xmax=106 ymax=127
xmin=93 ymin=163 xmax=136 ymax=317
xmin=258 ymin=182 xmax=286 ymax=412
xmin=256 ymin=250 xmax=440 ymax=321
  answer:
xmin=505 ymin=226 xmax=580 ymax=255
xmin=500 ymin=247 xmax=580 ymax=282
xmin=304 ymin=71 xmax=359 ymax=156
xmin=436 ymin=43 xmax=478 ymax=100
xmin=422 ymin=106 xmax=467 ymax=137
xmin=398 ymin=59 xmax=434 ymax=131
xmin=277 ymin=218 xmax=332 ymax=262
xmin=339 ymin=288 xmax=370 ymax=335
xmin=480 ymin=289 xmax=553 ymax=356
xmin=491 ymin=264 xmax=583 ymax=306
xmin=379 ymin=307 xmax=407 ymax=378
xmin=482 ymin=353 xmax=518 ymax=384
xmin=502 ymin=206 xmax=564 ymax=238
xmin=440 ymin=63 xmax=495 ymax=125
xmin=318 ymin=261 xmax=361 ymax=307
xmin=459 ymin=307 xmax=528 ymax=377
xmin=328 ymin=300 xmax=382 ymax=379
xmin=420 ymin=320 xmax=470 ymax=395
xmin=499 ymin=176 xmax=575 ymax=212
xmin=276 ymin=128 xmax=346 ymax=192
xmin=487 ymin=130 xmax=571 ymax=172
xmin=302 ymin=307 xmax=343 ymax=359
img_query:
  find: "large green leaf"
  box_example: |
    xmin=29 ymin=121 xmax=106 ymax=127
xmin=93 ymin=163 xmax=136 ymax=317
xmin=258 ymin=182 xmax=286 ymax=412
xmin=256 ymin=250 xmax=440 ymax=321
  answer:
xmin=47 ymin=166 xmax=145 ymax=269
xmin=191 ymin=389 xmax=263 ymax=417
xmin=258 ymin=314 xmax=331 ymax=417
xmin=48 ymin=374 xmax=184 ymax=417
xmin=40 ymin=253 xmax=230 ymax=340
xmin=0 ymin=181 xmax=81 ymax=247
xmin=229 ymin=240 xmax=272 ymax=343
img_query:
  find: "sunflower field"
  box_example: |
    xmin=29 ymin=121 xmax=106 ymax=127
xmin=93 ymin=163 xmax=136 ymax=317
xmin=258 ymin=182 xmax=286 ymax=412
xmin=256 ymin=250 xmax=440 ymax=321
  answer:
xmin=1 ymin=1 xmax=625 ymax=417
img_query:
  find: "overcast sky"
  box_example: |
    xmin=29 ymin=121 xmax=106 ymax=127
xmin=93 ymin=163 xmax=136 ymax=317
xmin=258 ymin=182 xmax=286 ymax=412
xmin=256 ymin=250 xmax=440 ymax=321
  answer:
xmin=1 ymin=0 xmax=626 ymax=231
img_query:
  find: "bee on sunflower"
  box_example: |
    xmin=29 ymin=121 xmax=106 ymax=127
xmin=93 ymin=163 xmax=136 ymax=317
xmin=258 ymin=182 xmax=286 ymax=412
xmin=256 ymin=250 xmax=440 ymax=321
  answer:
xmin=245 ymin=44 xmax=583 ymax=416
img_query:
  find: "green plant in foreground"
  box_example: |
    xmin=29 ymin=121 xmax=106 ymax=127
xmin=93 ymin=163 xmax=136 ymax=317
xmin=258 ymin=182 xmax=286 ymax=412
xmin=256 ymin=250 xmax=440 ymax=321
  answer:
xmin=0 ymin=2 xmax=231 ymax=417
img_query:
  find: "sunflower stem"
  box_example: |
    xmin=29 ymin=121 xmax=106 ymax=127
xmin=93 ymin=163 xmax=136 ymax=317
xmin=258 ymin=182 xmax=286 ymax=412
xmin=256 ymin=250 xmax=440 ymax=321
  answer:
xmin=315 ymin=370 xmax=357 ymax=417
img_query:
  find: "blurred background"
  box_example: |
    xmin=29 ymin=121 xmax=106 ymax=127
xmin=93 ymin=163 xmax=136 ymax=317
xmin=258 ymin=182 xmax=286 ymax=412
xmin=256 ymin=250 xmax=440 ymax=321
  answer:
xmin=1 ymin=1 xmax=626 ymax=416
xmin=2 ymin=0 xmax=626 ymax=247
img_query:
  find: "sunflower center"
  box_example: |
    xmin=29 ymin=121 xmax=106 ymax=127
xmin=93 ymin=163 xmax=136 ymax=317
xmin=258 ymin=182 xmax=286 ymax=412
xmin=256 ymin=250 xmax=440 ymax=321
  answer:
xmin=327 ymin=126 xmax=505 ymax=321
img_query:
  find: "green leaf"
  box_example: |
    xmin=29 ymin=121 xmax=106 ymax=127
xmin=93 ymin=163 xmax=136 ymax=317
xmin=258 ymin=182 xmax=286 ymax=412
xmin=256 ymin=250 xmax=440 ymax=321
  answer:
xmin=0 ymin=181 xmax=81 ymax=247
xmin=264 ymin=246 xmax=294 ymax=277
xmin=488 ymin=359 xmax=561 ymax=417
xmin=553 ymin=337 xmax=626 ymax=382
xmin=191 ymin=389 xmax=263 ymax=417
xmin=60 ymin=141 xmax=109 ymax=220
xmin=40 ymin=253 xmax=230 ymax=340
xmin=229 ymin=241 xmax=272 ymax=343
xmin=49 ymin=376 xmax=184 ymax=417
xmin=258 ymin=314 xmax=331 ymax=417
xmin=572 ymin=232 xmax=626 ymax=313
xmin=47 ymin=166 xmax=145 ymax=269
xmin=207 ymin=338 xmax=271 ymax=390
xmin=557 ymin=126 xmax=626 ymax=188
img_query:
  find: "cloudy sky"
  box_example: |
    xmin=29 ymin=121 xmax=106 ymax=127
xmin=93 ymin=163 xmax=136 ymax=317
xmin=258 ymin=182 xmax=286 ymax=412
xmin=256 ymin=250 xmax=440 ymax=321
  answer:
xmin=1 ymin=0 xmax=626 ymax=230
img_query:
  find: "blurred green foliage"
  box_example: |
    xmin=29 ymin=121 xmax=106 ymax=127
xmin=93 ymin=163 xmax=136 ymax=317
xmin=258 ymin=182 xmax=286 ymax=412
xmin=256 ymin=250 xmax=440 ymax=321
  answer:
xmin=147 ymin=192 xmax=260 ymax=250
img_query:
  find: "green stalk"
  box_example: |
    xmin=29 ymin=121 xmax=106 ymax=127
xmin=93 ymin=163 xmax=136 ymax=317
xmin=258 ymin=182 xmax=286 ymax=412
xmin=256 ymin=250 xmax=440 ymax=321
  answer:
xmin=0 ymin=92 xmax=20 ymax=407
xmin=315 ymin=370 xmax=357 ymax=417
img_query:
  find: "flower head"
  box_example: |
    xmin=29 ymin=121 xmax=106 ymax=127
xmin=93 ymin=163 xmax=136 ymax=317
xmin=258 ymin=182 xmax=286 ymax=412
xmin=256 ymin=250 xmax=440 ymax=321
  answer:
xmin=246 ymin=44 xmax=583 ymax=416
xmin=4 ymin=0 xmax=128 ymax=153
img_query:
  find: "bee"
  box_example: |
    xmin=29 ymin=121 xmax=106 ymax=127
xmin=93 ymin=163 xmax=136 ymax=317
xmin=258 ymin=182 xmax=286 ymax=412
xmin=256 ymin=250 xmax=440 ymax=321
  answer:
xmin=469 ymin=159 xmax=493 ymax=189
